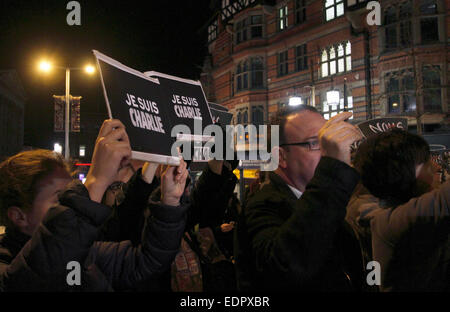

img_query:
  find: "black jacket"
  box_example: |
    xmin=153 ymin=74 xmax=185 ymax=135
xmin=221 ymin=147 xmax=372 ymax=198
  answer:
xmin=235 ymin=157 xmax=360 ymax=291
xmin=0 ymin=179 xmax=187 ymax=292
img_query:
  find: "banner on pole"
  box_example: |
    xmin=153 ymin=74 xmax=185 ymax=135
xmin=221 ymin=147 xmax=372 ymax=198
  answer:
xmin=70 ymin=96 xmax=81 ymax=132
xmin=53 ymin=95 xmax=65 ymax=132
xmin=53 ymin=95 xmax=82 ymax=133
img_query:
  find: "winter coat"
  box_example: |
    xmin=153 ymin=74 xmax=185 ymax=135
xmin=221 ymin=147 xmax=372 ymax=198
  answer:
xmin=235 ymin=157 xmax=361 ymax=291
xmin=0 ymin=179 xmax=187 ymax=292
xmin=346 ymin=180 xmax=450 ymax=292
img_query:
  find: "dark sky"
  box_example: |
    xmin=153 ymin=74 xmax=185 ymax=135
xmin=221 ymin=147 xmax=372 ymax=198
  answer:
xmin=0 ymin=0 xmax=215 ymax=149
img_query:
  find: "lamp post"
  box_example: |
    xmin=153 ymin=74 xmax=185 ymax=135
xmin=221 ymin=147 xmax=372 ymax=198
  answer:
xmin=38 ymin=61 xmax=95 ymax=159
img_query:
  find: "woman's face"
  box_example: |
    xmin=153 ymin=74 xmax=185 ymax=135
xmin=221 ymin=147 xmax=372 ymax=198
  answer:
xmin=23 ymin=168 xmax=72 ymax=235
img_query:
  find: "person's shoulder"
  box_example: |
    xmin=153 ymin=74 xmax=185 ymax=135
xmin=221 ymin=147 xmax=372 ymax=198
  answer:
xmin=246 ymin=175 xmax=290 ymax=210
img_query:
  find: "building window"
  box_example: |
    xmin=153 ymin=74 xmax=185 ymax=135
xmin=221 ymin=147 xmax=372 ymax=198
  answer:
xmin=383 ymin=0 xmax=441 ymax=50
xmin=420 ymin=0 xmax=439 ymax=44
xmin=79 ymin=145 xmax=86 ymax=157
xmin=236 ymin=60 xmax=249 ymax=92
xmin=236 ymin=57 xmax=265 ymax=93
xmin=323 ymin=96 xmax=354 ymax=120
xmin=320 ymin=41 xmax=351 ymax=78
xmin=236 ymin=108 xmax=249 ymax=125
xmin=208 ymin=20 xmax=218 ymax=43
xmin=422 ymin=66 xmax=442 ymax=112
xmin=385 ymin=69 xmax=416 ymax=114
xmin=277 ymin=5 xmax=288 ymax=31
xmin=295 ymin=44 xmax=308 ymax=72
xmin=295 ymin=0 xmax=306 ymax=24
xmin=250 ymin=57 xmax=264 ymax=89
xmin=235 ymin=15 xmax=263 ymax=44
xmin=383 ymin=2 xmax=413 ymax=50
xmin=278 ymin=51 xmax=289 ymax=77
xmin=251 ymin=106 xmax=264 ymax=126
xmin=325 ymin=0 xmax=345 ymax=21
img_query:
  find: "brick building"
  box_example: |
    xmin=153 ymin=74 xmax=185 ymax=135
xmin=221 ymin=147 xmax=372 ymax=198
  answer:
xmin=201 ymin=0 xmax=449 ymax=135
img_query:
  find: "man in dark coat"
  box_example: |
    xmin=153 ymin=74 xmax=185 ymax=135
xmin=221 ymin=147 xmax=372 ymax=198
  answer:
xmin=235 ymin=106 xmax=363 ymax=291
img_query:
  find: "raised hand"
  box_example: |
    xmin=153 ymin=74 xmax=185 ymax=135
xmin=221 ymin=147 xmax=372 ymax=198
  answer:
xmin=160 ymin=158 xmax=189 ymax=206
xmin=85 ymin=119 xmax=132 ymax=202
xmin=319 ymin=112 xmax=363 ymax=166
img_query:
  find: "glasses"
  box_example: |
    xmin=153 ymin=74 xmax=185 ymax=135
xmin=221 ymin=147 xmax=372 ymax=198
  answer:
xmin=280 ymin=139 xmax=320 ymax=151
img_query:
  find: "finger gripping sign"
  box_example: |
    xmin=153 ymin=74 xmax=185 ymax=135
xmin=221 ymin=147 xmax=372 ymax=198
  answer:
xmin=93 ymin=51 xmax=213 ymax=165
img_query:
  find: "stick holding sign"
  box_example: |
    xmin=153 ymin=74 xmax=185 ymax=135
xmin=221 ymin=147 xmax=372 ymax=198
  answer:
xmin=93 ymin=50 xmax=181 ymax=166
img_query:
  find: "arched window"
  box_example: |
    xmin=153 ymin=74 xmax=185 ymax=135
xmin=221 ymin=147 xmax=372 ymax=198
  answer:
xmin=320 ymin=41 xmax=351 ymax=78
xmin=251 ymin=106 xmax=264 ymax=126
xmin=236 ymin=57 xmax=265 ymax=92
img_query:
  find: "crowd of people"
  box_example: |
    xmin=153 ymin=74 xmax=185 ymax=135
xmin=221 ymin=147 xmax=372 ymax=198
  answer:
xmin=0 ymin=105 xmax=448 ymax=292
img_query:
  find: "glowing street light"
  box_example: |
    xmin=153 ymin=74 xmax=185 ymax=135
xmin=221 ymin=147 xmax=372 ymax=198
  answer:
xmin=288 ymin=96 xmax=303 ymax=106
xmin=54 ymin=143 xmax=62 ymax=154
xmin=38 ymin=60 xmax=52 ymax=72
xmin=84 ymin=65 xmax=95 ymax=74
xmin=326 ymin=90 xmax=340 ymax=106
xmin=38 ymin=60 xmax=96 ymax=159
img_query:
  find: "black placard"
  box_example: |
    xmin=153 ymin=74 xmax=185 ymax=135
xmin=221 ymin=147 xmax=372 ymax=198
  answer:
xmin=208 ymin=102 xmax=233 ymax=126
xmin=94 ymin=50 xmax=180 ymax=165
xmin=144 ymin=71 xmax=214 ymax=139
xmin=357 ymin=117 xmax=408 ymax=138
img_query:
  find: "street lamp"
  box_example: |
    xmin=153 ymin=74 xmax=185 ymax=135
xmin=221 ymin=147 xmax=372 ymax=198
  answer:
xmin=38 ymin=60 xmax=95 ymax=159
xmin=326 ymin=89 xmax=340 ymax=106
xmin=288 ymin=96 xmax=303 ymax=106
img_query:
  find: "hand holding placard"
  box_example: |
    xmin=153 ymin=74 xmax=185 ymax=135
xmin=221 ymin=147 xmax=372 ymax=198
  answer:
xmin=319 ymin=112 xmax=363 ymax=166
xmin=160 ymin=158 xmax=189 ymax=207
xmin=85 ymin=119 xmax=132 ymax=202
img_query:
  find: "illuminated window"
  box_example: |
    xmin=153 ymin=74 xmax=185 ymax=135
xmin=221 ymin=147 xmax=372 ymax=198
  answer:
xmin=385 ymin=69 xmax=416 ymax=114
xmin=322 ymin=96 xmax=354 ymax=120
xmin=320 ymin=41 xmax=351 ymax=78
xmin=325 ymin=0 xmax=345 ymax=21
xmin=79 ymin=145 xmax=86 ymax=157
xmin=278 ymin=5 xmax=288 ymax=31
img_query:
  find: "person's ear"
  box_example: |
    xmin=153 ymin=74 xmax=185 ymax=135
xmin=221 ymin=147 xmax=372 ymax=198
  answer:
xmin=415 ymin=163 xmax=424 ymax=178
xmin=7 ymin=206 xmax=29 ymax=230
xmin=273 ymin=146 xmax=287 ymax=169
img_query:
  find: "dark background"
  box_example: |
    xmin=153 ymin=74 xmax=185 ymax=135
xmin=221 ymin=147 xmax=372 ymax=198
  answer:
xmin=0 ymin=0 xmax=214 ymax=150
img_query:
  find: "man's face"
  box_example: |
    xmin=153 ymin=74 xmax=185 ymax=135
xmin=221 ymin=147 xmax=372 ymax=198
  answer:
xmin=24 ymin=168 xmax=72 ymax=235
xmin=278 ymin=111 xmax=326 ymax=192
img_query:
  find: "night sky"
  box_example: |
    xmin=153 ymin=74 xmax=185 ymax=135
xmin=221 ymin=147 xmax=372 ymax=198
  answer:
xmin=0 ymin=0 xmax=214 ymax=149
